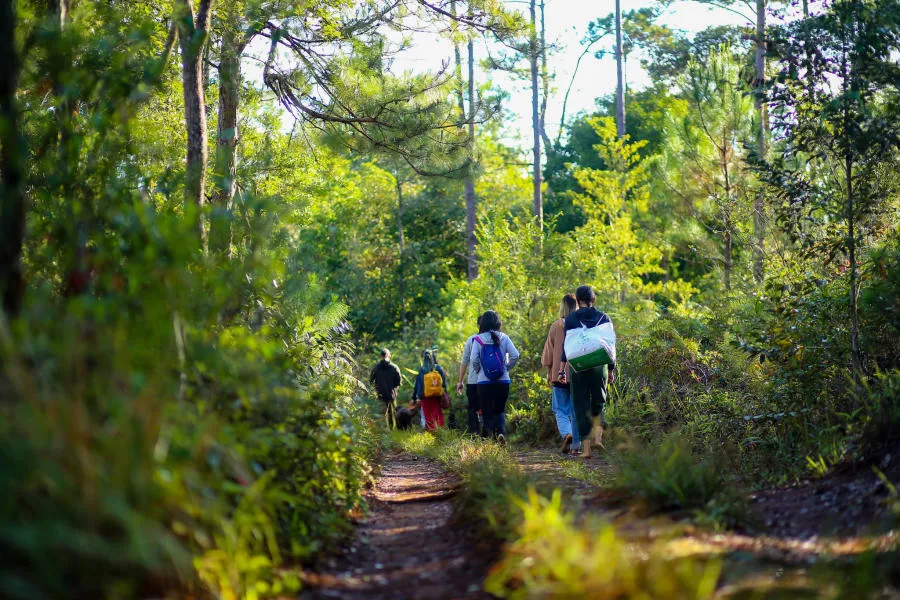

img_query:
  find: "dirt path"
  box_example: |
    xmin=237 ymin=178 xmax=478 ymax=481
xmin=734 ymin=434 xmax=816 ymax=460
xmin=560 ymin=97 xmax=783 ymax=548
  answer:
xmin=300 ymin=452 xmax=496 ymax=600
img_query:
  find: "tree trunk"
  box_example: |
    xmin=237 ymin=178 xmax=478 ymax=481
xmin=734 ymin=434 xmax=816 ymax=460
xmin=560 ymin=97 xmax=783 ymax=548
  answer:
xmin=724 ymin=227 xmax=732 ymax=291
xmin=723 ymin=148 xmax=733 ymax=292
xmin=529 ymin=0 xmax=543 ymax=232
xmin=175 ymin=0 xmax=213 ymax=247
xmin=465 ymin=32 xmax=478 ymax=280
xmin=0 ymin=0 xmax=25 ymax=317
xmin=802 ymin=0 xmax=808 ymax=17
xmin=752 ymin=0 xmax=767 ymax=283
xmin=846 ymin=155 xmax=862 ymax=379
xmin=452 ymin=0 xmax=465 ymax=114
xmin=211 ymin=26 xmax=246 ymax=256
xmin=538 ymin=0 xmax=551 ymax=152
xmin=396 ymin=178 xmax=407 ymax=332
xmin=614 ymin=0 xmax=626 ymax=138
xmin=453 ymin=0 xmax=478 ymax=280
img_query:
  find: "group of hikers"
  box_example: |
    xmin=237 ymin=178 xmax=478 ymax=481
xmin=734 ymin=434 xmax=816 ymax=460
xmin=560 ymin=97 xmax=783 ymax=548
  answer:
xmin=369 ymin=285 xmax=616 ymax=458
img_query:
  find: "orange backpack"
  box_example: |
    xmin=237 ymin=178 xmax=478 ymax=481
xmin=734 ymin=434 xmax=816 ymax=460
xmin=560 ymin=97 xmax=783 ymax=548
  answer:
xmin=423 ymin=368 xmax=443 ymax=398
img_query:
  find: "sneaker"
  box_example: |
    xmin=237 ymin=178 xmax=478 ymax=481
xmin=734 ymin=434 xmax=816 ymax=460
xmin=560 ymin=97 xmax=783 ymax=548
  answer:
xmin=497 ymin=433 xmax=506 ymax=446
xmin=560 ymin=433 xmax=573 ymax=454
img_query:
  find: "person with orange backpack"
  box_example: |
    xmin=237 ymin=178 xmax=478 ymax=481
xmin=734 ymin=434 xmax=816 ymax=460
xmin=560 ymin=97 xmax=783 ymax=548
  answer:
xmin=412 ymin=348 xmax=449 ymax=430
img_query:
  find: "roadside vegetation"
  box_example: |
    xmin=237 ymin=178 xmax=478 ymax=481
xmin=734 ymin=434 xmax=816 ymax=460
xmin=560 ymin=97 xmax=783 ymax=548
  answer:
xmin=1 ymin=0 xmax=898 ymax=597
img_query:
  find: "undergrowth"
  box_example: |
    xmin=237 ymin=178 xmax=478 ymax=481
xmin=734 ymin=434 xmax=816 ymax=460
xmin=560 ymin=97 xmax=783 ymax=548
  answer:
xmin=485 ymin=490 xmax=721 ymax=600
xmin=611 ymin=433 xmax=747 ymax=528
xmin=392 ymin=430 xmax=723 ymax=598
xmin=389 ymin=429 xmax=531 ymax=537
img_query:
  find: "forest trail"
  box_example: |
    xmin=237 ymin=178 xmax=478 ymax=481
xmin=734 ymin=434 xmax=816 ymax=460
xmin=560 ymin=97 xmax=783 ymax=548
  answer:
xmin=303 ymin=445 xmax=899 ymax=598
xmin=300 ymin=452 xmax=497 ymax=600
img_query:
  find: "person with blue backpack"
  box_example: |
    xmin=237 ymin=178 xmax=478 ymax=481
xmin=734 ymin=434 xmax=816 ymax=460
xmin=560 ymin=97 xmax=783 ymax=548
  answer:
xmin=470 ymin=310 xmax=520 ymax=444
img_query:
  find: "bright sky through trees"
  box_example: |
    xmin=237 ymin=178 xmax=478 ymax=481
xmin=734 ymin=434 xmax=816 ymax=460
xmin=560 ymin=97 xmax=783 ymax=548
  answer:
xmin=391 ymin=0 xmax=749 ymax=148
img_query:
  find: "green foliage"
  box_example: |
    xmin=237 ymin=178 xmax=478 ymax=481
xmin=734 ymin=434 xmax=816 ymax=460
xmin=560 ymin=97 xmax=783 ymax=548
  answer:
xmin=659 ymin=44 xmax=757 ymax=291
xmin=484 ymin=490 xmax=722 ymax=599
xmin=3 ymin=0 xmax=900 ymax=597
xmin=612 ymin=433 xmax=746 ymax=527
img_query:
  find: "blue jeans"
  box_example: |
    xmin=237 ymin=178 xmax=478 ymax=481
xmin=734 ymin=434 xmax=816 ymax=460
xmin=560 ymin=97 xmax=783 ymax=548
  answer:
xmin=552 ymin=386 xmax=580 ymax=449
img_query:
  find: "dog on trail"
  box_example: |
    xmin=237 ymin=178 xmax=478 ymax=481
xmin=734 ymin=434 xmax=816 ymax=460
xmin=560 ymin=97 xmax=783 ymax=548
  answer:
xmin=396 ymin=403 xmax=419 ymax=430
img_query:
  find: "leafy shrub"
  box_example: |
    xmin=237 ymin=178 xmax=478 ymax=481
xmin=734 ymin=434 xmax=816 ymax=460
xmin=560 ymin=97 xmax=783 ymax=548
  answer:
xmin=855 ymin=371 xmax=900 ymax=461
xmin=612 ymin=433 xmax=746 ymax=526
xmin=506 ymin=372 xmax=560 ymax=443
xmin=484 ymin=490 xmax=721 ymax=599
xmin=0 ymin=211 xmax=379 ymax=599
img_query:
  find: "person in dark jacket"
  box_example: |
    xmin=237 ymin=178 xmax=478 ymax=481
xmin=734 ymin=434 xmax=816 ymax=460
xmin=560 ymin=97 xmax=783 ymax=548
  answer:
xmin=558 ymin=285 xmax=616 ymax=458
xmin=370 ymin=348 xmax=402 ymax=429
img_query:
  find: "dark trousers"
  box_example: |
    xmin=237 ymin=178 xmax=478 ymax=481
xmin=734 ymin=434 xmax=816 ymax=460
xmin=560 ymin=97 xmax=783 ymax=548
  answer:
xmin=571 ymin=365 xmax=608 ymax=439
xmin=466 ymin=383 xmax=481 ymax=435
xmin=478 ymin=382 xmax=510 ymax=438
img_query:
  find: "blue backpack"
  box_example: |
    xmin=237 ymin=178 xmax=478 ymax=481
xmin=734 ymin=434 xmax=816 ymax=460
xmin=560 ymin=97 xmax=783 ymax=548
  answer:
xmin=474 ymin=334 xmax=505 ymax=381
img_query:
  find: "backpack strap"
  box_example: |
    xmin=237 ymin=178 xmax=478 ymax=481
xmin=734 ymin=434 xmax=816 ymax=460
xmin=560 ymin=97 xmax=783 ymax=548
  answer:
xmin=473 ymin=336 xmax=485 ymax=347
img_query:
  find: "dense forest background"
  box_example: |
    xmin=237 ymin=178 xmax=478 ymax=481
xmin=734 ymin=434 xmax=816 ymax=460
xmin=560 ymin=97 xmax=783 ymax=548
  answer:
xmin=0 ymin=0 xmax=898 ymax=597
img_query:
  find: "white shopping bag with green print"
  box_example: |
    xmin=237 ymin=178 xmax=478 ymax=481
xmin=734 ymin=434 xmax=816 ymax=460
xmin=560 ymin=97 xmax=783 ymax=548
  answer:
xmin=564 ymin=321 xmax=616 ymax=372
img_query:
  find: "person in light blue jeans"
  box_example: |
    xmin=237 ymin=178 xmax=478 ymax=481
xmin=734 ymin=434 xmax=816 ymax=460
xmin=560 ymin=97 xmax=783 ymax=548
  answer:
xmin=542 ymin=294 xmax=581 ymax=454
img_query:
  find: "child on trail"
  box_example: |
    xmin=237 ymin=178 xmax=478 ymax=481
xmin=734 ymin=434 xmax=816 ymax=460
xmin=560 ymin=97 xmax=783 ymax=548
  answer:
xmin=542 ymin=294 xmax=581 ymax=454
xmin=369 ymin=348 xmax=402 ymax=429
xmin=456 ymin=315 xmax=483 ymax=435
xmin=558 ymin=285 xmax=616 ymax=459
xmin=471 ymin=310 xmax=520 ymax=444
xmin=412 ymin=349 xmax=449 ymax=431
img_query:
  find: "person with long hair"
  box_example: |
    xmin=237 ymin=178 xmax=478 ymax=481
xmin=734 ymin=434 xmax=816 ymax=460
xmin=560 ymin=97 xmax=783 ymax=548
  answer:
xmin=542 ymin=294 xmax=581 ymax=454
xmin=471 ymin=310 xmax=520 ymax=444
xmin=558 ymin=286 xmax=616 ymax=458
xmin=412 ymin=348 xmax=448 ymax=430
xmin=456 ymin=315 xmax=483 ymax=435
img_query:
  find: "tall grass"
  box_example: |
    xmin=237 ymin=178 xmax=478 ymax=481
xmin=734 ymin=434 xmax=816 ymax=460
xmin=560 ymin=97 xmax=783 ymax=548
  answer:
xmin=484 ymin=490 xmax=721 ymax=600
xmin=612 ymin=433 xmax=747 ymax=527
xmin=394 ymin=430 xmax=723 ymax=598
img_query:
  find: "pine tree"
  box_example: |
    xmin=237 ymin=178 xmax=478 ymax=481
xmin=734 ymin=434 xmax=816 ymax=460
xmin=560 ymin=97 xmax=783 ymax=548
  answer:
xmin=761 ymin=0 xmax=900 ymax=377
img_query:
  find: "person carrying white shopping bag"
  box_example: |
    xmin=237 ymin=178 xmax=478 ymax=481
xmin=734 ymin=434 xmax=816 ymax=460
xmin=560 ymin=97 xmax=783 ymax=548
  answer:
xmin=558 ymin=285 xmax=617 ymax=458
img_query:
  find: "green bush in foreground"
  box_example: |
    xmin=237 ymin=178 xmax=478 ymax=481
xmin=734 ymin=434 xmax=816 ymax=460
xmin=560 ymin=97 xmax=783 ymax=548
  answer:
xmin=613 ymin=433 xmax=746 ymax=527
xmin=0 ymin=282 xmax=378 ymax=600
xmin=484 ymin=490 xmax=721 ymax=600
